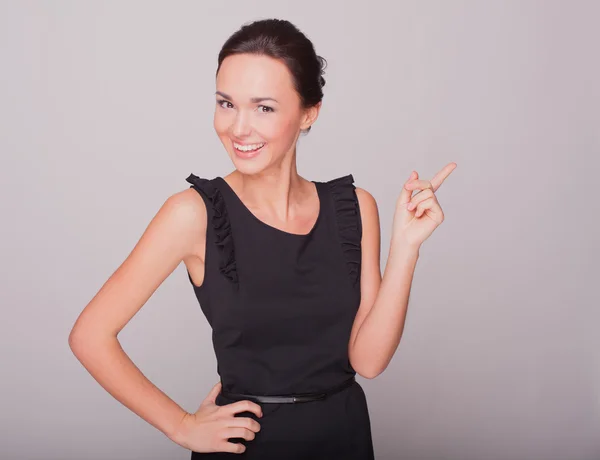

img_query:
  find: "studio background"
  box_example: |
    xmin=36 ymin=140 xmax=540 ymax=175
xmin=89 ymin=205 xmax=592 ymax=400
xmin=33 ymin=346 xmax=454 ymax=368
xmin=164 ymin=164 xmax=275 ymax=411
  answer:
xmin=1 ymin=1 xmax=598 ymax=459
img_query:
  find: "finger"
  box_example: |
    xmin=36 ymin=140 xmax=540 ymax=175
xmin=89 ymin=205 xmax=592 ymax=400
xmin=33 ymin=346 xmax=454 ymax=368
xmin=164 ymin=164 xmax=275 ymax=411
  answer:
xmin=225 ymin=399 xmax=263 ymax=418
xmin=218 ymin=439 xmax=246 ymax=454
xmin=203 ymin=381 xmax=223 ymax=405
xmin=405 ymin=179 xmax=433 ymax=192
xmin=398 ymin=170 xmax=418 ymax=205
xmin=407 ymin=189 xmax=434 ymax=211
xmin=430 ymin=162 xmax=457 ymax=191
xmin=229 ymin=416 xmax=262 ymax=433
xmin=222 ymin=426 xmax=257 ymax=441
xmin=415 ymin=197 xmax=435 ymax=218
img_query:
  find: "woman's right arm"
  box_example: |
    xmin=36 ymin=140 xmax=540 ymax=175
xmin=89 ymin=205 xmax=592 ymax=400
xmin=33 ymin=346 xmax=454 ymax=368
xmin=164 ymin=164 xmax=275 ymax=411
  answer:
xmin=68 ymin=188 xmax=209 ymax=442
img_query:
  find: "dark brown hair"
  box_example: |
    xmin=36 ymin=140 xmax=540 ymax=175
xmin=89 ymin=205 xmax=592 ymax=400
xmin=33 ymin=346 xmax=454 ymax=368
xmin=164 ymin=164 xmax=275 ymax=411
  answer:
xmin=217 ymin=18 xmax=327 ymax=134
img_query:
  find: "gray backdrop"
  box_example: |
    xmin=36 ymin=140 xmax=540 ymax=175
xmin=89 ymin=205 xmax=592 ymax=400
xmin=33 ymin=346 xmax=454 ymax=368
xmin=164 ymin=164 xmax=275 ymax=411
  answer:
xmin=1 ymin=1 xmax=598 ymax=459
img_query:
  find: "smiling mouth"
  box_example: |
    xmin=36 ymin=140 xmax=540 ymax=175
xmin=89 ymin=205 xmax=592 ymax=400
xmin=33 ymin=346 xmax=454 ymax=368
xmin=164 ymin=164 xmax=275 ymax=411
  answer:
xmin=232 ymin=140 xmax=266 ymax=157
xmin=233 ymin=141 xmax=266 ymax=152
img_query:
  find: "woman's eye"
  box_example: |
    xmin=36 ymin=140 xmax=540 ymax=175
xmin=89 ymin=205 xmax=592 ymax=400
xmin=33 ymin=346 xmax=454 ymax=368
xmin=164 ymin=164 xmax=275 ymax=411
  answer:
xmin=258 ymin=105 xmax=274 ymax=113
xmin=217 ymin=99 xmax=233 ymax=109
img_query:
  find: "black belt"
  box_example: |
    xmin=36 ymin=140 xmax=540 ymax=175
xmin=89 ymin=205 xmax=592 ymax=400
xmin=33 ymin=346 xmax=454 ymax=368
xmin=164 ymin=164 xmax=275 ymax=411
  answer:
xmin=220 ymin=376 xmax=356 ymax=404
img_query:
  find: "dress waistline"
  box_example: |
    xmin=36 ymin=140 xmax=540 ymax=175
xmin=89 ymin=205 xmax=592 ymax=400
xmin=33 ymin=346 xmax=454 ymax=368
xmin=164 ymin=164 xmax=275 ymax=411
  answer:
xmin=220 ymin=376 xmax=356 ymax=404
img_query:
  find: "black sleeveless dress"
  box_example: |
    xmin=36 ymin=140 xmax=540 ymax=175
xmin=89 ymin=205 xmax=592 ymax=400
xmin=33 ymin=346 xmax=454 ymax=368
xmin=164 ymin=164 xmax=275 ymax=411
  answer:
xmin=185 ymin=173 xmax=375 ymax=459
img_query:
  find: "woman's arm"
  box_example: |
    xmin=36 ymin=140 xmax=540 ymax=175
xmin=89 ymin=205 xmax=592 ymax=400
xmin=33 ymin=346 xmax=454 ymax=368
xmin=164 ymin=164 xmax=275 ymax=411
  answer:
xmin=349 ymin=166 xmax=452 ymax=378
xmin=68 ymin=188 xmax=208 ymax=442
xmin=348 ymin=187 xmax=420 ymax=379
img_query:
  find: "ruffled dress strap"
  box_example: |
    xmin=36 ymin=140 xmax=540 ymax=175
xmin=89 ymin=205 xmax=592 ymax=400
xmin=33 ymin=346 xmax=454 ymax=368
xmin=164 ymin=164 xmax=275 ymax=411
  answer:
xmin=185 ymin=173 xmax=238 ymax=285
xmin=326 ymin=174 xmax=362 ymax=287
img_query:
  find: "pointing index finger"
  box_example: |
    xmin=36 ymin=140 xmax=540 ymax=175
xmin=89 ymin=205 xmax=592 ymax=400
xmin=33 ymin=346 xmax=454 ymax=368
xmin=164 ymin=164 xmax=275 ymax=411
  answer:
xmin=430 ymin=162 xmax=457 ymax=191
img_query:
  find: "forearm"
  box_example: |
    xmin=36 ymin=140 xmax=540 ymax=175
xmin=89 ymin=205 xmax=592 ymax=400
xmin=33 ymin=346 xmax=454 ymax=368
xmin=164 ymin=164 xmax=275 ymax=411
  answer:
xmin=351 ymin=239 xmax=420 ymax=378
xmin=69 ymin=332 xmax=188 ymax=442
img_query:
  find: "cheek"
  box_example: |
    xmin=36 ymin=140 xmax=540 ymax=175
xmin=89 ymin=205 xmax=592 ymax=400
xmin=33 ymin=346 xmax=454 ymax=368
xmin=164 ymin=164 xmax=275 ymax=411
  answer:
xmin=213 ymin=111 xmax=230 ymax=135
xmin=260 ymin=116 xmax=298 ymax=143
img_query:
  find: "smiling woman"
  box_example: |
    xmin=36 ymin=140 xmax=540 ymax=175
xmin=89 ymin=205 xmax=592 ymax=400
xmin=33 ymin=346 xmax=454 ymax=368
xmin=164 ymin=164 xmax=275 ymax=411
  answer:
xmin=179 ymin=19 xmax=376 ymax=459
xmin=69 ymin=17 xmax=377 ymax=460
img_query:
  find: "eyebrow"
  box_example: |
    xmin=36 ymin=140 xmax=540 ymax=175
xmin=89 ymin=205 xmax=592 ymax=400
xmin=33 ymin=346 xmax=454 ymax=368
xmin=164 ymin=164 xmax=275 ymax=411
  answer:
xmin=215 ymin=91 xmax=279 ymax=104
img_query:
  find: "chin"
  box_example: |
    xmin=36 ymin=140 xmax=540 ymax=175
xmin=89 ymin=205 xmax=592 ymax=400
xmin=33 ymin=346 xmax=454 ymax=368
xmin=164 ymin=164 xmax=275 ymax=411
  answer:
xmin=229 ymin=150 xmax=271 ymax=175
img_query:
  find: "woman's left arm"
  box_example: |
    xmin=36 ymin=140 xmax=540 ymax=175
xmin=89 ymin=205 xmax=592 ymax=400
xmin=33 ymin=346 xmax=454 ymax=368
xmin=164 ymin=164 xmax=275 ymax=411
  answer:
xmin=349 ymin=163 xmax=457 ymax=379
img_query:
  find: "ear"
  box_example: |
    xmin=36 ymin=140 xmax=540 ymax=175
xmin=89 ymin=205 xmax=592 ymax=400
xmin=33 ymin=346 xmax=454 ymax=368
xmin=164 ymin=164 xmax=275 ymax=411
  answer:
xmin=299 ymin=102 xmax=321 ymax=131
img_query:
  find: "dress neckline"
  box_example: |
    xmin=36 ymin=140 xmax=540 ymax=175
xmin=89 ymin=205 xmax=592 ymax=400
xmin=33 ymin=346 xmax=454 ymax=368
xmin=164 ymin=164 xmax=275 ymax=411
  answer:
xmin=215 ymin=176 xmax=322 ymax=237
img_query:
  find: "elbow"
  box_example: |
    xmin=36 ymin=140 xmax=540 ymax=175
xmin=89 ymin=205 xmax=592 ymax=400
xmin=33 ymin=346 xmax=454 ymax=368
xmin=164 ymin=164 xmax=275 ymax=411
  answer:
xmin=68 ymin=325 xmax=111 ymax=357
xmin=69 ymin=315 xmax=119 ymax=354
xmin=350 ymin=352 xmax=386 ymax=380
xmin=68 ymin=327 xmax=86 ymax=356
xmin=353 ymin=361 xmax=385 ymax=380
xmin=357 ymin=368 xmax=384 ymax=380
xmin=350 ymin=348 xmax=387 ymax=379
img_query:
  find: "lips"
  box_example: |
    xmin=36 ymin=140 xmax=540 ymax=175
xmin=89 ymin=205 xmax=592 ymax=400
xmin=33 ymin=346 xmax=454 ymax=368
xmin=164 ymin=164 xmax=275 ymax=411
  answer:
xmin=232 ymin=140 xmax=266 ymax=159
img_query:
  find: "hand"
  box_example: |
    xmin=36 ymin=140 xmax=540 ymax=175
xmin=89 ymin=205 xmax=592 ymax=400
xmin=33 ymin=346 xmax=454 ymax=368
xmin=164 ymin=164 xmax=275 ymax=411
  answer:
xmin=392 ymin=163 xmax=457 ymax=248
xmin=172 ymin=381 xmax=263 ymax=454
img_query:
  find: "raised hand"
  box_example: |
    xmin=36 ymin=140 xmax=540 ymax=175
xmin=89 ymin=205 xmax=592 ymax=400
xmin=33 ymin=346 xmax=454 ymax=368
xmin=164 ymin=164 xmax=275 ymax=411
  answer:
xmin=172 ymin=381 xmax=263 ymax=454
xmin=392 ymin=163 xmax=457 ymax=248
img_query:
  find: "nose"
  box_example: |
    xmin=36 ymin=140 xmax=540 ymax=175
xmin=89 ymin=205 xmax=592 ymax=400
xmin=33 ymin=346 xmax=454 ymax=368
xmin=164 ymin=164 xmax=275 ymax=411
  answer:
xmin=232 ymin=111 xmax=252 ymax=138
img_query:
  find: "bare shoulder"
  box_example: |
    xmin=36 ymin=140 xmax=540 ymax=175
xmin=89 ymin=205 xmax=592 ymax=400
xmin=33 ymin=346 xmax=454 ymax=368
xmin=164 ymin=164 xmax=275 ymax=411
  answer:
xmin=354 ymin=186 xmax=381 ymax=272
xmin=354 ymin=186 xmax=380 ymax=229
xmin=166 ymin=188 xmax=208 ymax=226
xmin=163 ymin=188 xmax=208 ymax=260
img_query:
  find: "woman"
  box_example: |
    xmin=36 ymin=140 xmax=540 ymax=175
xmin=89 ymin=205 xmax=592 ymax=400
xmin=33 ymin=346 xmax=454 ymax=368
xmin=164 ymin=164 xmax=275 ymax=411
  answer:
xmin=69 ymin=18 xmax=455 ymax=458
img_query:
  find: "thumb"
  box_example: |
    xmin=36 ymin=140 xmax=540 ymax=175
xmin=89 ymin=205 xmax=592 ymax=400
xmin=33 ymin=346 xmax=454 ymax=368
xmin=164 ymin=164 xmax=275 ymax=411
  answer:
xmin=398 ymin=170 xmax=418 ymax=206
xmin=202 ymin=380 xmax=223 ymax=406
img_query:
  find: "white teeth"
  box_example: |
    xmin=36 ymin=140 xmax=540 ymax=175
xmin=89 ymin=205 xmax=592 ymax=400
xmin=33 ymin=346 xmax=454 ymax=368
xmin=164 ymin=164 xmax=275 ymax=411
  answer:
xmin=233 ymin=142 xmax=265 ymax=152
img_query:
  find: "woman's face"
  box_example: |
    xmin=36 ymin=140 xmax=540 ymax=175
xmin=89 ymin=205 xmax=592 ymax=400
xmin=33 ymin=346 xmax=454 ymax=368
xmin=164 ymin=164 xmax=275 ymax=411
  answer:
xmin=214 ymin=53 xmax=319 ymax=173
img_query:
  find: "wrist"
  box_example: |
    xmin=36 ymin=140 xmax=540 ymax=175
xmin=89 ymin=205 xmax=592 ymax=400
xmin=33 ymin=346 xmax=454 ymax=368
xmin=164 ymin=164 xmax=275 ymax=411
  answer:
xmin=391 ymin=235 xmax=421 ymax=254
xmin=168 ymin=411 xmax=193 ymax=448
